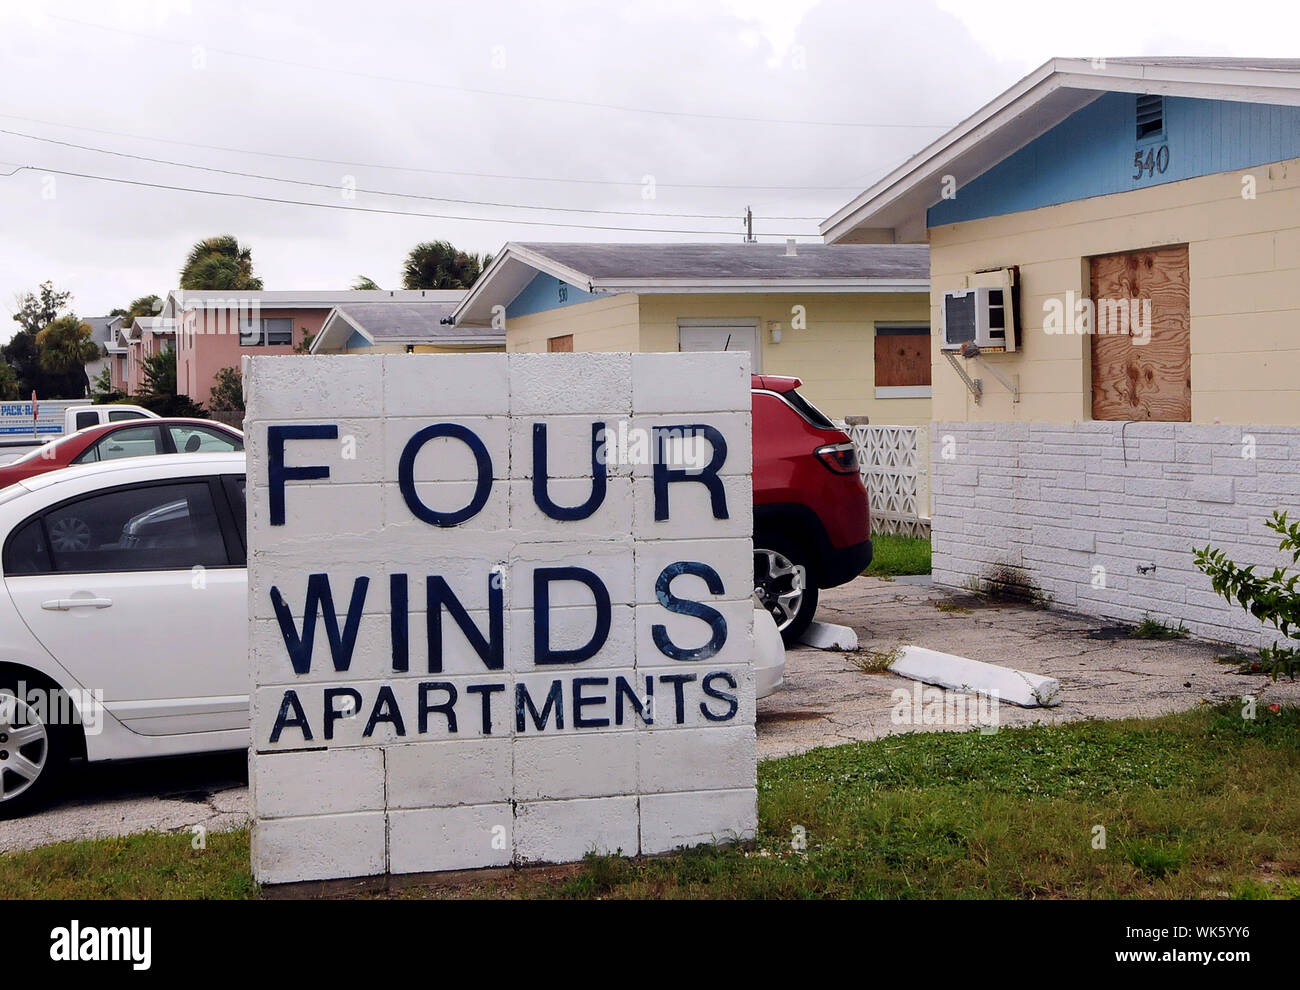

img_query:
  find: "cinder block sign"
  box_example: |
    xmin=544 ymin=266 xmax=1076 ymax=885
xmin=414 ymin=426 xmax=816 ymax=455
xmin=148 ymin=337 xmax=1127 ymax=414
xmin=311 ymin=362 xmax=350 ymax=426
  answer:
xmin=246 ymin=352 xmax=757 ymax=884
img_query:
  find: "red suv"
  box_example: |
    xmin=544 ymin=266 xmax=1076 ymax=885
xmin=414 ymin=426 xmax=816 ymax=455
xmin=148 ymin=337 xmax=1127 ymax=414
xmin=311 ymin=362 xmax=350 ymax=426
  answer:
xmin=752 ymin=375 xmax=872 ymax=645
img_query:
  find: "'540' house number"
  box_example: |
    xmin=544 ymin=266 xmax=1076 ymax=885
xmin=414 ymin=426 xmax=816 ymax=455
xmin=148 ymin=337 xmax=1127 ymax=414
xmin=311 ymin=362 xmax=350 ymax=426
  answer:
xmin=1132 ymin=145 xmax=1170 ymax=180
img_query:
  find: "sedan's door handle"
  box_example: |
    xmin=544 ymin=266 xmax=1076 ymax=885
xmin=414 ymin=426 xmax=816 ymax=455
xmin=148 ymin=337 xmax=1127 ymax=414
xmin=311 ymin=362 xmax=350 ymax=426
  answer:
xmin=41 ymin=598 xmax=113 ymax=610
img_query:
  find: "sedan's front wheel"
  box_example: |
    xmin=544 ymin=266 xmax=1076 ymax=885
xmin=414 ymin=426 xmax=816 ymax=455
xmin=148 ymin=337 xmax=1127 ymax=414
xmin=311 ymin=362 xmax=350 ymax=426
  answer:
xmin=0 ymin=680 xmax=67 ymax=818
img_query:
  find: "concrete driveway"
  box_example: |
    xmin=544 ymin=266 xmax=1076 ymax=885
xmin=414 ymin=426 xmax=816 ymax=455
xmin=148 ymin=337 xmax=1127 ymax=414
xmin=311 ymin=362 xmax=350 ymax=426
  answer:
xmin=4 ymin=574 xmax=1297 ymax=852
xmin=758 ymin=575 xmax=1300 ymax=758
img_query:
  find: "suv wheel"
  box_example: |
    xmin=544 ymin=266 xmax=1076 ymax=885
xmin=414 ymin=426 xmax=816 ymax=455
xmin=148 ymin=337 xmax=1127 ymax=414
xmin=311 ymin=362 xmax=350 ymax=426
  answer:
xmin=753 ymin=537 xmax=818 ymax=647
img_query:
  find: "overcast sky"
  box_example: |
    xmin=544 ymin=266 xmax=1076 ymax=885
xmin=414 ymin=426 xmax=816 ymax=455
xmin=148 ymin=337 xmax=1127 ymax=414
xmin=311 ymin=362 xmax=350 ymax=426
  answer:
xmin=2 ymin=0 xmax=1298 ymax=331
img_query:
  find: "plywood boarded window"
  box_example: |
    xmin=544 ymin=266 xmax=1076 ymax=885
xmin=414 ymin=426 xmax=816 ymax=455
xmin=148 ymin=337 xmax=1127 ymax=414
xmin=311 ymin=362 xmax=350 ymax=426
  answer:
xmin=1089 ymin=245 xmax=1190 ymax=421
xmin=874 ymin=325 xmax=931 ymax=398
xmin=547 ymin=334 xmax=574 ymax=353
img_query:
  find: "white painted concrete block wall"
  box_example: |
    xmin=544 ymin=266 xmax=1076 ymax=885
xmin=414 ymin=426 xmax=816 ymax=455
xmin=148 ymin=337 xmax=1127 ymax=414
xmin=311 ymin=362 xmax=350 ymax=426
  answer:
xmin=247 ymin=353 xmax=756 ymax=884
xmin=931 ymin=421 xmax=1300 ymax=648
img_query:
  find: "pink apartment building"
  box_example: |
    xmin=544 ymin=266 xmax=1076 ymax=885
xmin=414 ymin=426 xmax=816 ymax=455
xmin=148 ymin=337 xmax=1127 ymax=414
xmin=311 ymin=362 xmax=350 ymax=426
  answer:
xmin=121 ymin=317 xmax=177 ymax=396
xmin=157 ymin=290 xmax=462 ymax=403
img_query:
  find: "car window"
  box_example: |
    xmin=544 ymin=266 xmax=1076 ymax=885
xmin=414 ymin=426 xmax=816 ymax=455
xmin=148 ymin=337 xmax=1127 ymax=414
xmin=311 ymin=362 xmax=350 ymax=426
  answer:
xmin=3 ymin=518 xmax=51 ymax=575
xmin=32 ymin=482 xmax=229 ymax=574
xmin=108 ymin=410 xmax=146 ymax=422
xmin=72 ymin=424 xmax=162 ymax=464
xmin=168 ymin=424 xmax=243 ymax=453
xmin=781 ymin=389 xmax=837 ymax=430
xmin=222 ymin=475 xmax=247 ymax=549
xmin=74 ymin=411 xmax=98 ymax=430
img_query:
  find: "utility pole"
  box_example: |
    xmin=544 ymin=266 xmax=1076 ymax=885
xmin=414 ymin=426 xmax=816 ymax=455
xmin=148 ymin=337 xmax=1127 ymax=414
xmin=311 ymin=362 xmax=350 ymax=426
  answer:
xmin=743 ymin=206 xmax=756 ymax=243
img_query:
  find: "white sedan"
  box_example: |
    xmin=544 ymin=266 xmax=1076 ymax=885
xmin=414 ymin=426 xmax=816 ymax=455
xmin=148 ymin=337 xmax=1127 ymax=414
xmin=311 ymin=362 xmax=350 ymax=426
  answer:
xmin=0 ymin=452 xmax=782 ymax=816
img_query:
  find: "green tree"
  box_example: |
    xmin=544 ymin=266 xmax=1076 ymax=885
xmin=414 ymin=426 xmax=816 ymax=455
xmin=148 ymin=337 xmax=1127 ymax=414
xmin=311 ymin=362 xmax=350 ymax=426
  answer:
xmin=1196 ymin=511 xmax=1300 ymax=680
xmin=401 ymin=241 xmax=492 ymax=289
xmin=135 ymin=346 xmax=205 ymax=417
xmin=36 ymin=315 xmax=100 ymax=397
xmin=140 ymin=346 xmax=178 ymax=397
xmin=89 ymin=364 xmax=122 ymax=402
xmin=0 ymin=361 xmax=19 ymax=400
xmin=12 ymin=281 xmax=72 ymax=335
xmin=109 ymin=294 xmax=164 ymax=322
xmin=179 ymin=235 xmax=264 ymax=291
xmin=351 ymin=276 xmax=380 ymax=290
xmin=5 ymin=281 xmax=84 ymax=396
xmin=208 ymin=366 xmax=244 ymax=412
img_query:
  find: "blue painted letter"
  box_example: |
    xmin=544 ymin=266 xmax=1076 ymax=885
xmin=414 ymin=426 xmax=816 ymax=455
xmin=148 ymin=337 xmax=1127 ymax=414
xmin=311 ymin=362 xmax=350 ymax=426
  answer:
xmin=267 ymin=424 xmax=337 ymax=525
xmin=398 ymin=423 xmax=492 ymax=527
xmin=532 ymin=421 xmax=607 ymax=520
xmin=652 ymin=561 xmax=727 ymax=661
xmin=533 ymin=566 xmax=611 ymax=665
xmin=651 ymin=424 xmax=728 ymax=521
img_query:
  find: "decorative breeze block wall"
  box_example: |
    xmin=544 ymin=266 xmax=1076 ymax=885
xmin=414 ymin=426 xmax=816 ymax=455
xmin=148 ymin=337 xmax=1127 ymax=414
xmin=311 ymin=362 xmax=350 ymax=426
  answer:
xmin=931 ymin=421 xmax=1300 ymax=647
xmin=246 ymin=352 xmax=757 ymax=884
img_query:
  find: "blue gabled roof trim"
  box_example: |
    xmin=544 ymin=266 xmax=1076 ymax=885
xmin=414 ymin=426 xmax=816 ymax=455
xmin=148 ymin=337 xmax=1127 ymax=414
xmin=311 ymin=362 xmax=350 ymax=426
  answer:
xmin=927 ymin=92 xmax=1300 ymax=227
xmin=505 ymin=272 xmax=601 ymax=319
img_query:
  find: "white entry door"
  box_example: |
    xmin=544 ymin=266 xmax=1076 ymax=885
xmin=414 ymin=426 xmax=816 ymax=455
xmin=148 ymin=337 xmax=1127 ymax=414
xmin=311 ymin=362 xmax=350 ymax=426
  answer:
xmin=678 ymin=323 xmax=761 ymax=373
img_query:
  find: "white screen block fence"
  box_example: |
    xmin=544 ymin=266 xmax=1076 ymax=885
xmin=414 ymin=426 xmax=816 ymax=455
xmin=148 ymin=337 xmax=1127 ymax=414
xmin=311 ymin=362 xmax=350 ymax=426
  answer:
xmin=837 ymin=420 xmax=931 ymax=537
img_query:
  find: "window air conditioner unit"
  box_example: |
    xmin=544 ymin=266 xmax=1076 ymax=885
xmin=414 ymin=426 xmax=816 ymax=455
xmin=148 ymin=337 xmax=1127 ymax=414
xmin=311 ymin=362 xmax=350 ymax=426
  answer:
xmin=941 ymin=286 xmax=1016 ymax=352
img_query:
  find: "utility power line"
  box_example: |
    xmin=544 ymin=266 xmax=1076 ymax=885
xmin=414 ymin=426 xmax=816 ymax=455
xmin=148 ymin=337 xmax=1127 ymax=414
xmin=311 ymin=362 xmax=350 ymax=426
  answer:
xmin=0 ymin=127 xmax=823 ymax=220
xmin=0 ymin=164 xmax=817 ymax=237
xmin=0 ymin=110 xmax=864 ymax=192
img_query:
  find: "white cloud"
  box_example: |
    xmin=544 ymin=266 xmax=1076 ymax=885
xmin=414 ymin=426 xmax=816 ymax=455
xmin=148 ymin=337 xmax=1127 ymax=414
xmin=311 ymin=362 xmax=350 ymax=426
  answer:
xmin=936 ymin=0 xmax=1300 ymax=65
xmin=6 ymin=0 xmax=1276 ymax=331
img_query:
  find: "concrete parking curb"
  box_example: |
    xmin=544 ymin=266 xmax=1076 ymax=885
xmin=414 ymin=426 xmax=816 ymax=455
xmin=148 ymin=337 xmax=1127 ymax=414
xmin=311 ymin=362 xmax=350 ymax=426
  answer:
xmin=891 ymin=645 xmax=1063 ymax=708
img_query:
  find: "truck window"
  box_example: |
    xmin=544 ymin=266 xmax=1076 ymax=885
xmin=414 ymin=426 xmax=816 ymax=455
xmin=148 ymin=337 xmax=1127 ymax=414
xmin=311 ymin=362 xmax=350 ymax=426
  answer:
xmin=108 ymin=410 xmax=146 ymax=422
xmin=75 ymin=411 xmax=98 ymax=430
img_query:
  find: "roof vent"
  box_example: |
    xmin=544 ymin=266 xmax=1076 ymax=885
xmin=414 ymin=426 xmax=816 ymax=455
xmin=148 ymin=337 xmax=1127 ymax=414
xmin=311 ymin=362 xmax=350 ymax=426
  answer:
xmin=785 ymin=238 xmax=798 ymax=257
xmin=1136 ymin=94 xmax=1164 ymax=140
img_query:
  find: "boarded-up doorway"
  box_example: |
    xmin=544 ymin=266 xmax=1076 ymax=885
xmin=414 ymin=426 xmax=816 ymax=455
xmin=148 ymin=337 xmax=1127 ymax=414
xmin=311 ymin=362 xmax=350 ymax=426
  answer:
xmin=547 ymin=334 xmax=574 ymax=352
xmin=1089 ymin=245 xmax=1190 ymax=421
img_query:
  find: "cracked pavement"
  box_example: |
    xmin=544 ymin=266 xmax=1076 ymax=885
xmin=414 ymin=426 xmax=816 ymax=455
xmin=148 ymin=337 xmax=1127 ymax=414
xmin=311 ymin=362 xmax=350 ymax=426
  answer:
xmin=0 ymin=751 xmax=249 ymax=853
xmin=4 ymin=574 xmax=1297 ymax=851
xmin=758 ymin=575 xmax=1300 ymax=758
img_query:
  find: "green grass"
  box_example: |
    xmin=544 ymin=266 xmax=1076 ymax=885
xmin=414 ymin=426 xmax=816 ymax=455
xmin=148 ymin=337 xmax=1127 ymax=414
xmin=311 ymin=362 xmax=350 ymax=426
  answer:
xmin=0 ymin=827 xmax=256 ymax=899
xmin=864 ymin=534 xmax=931 ymax=577
xmin=5 ymin=703 xmax=1300 ymax=899
xmin=503 ymin=703 xmax=1300 ymax=900
xmin=847 ymin=645 xmax=902 ymax=673
xmin=1132 ymin=614 xmax=1191 ymax=640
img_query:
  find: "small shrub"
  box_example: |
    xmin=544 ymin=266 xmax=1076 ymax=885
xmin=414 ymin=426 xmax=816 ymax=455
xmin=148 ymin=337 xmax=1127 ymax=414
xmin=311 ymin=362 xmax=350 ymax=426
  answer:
xmin=1195 ymin=511 xmax=1300 ymax=680
xmin=208 ymin=366 xmax=244 ymax=413
xmin=1132 ymin=614 xmax=1190 ymax=640
xmin=849 ymin=646 xmax=902 ymax=674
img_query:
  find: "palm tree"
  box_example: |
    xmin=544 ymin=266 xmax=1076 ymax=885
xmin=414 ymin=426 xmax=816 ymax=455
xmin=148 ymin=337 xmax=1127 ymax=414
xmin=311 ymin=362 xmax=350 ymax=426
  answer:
xmin=109 ymin=295 xmax=164 ymax=326
xmin=36 ymin=315 xmax=101 ymax=396
xmin=351 ymin=276 xmax=380 ymax=290
xmin=125 ymin=294 xmax=163 ymax=319
xmin=179 ymin=235 xmax=264 ymax=291
xmin=401 ymin=241 xmax=492 ymax=289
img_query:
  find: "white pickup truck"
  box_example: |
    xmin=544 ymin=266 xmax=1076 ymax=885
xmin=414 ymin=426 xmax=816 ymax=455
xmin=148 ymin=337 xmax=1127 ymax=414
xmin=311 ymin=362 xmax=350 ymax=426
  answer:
xmin=0 ymin=400 xmax=159 ymax=461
